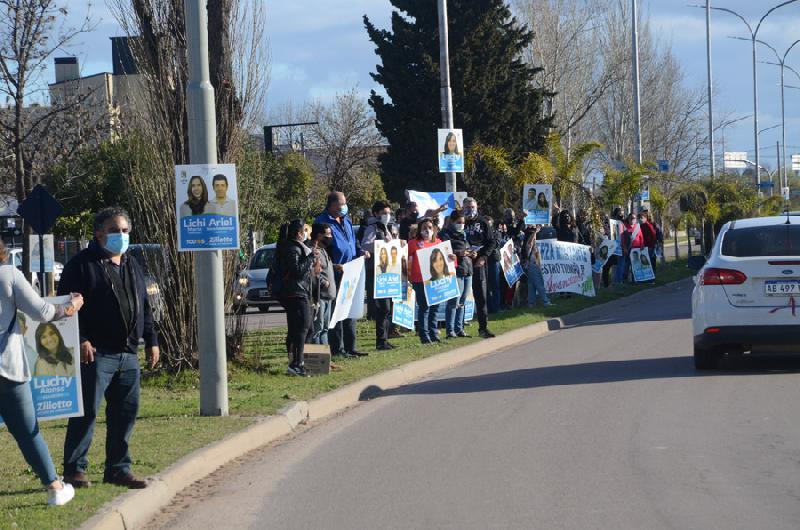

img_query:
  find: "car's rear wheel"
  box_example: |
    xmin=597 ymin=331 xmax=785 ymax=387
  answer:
xmin=694 ymin=345 xmax=720 ymax=370
xmin=258 ymin=305 xmax=270 ymax=313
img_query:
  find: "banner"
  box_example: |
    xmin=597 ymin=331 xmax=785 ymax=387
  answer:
xmin=176 ymin=164 xmax=240 ymax=251
xmin=522 ymin=184 xmax=552 ymax=225
xmin=609 ymin=219 xmax=624 ymax=256
xmin=406 ymin=190 xmax=462 ymax=227
xmin=0 ymin=296 xmax=84 ymax=426
xmin=536 ymin=240 xmax=595 ymax=297
xmin=329 ymin=257 xmax=366 ymax=329
xmin=500 ymin=239 xmax=524 ymax=287
xmin=464 ymin=289 xmax=475 ymax=322
xmin=592 ymin=238 xmax=618 ymax=274
xmin=374 ymin=240 xmax=405 ymax=299
xmin=29 ymin=234 xmax=55 ymax=273
xmin=630 ymin=247 xmax=655 ymax=282
xmin=437 ymin=128 xmax=465 ymax=172
xmin=391 ymin=284 xmax=416 ymax=330
xmin=417 ymin=241 xmax=460 ymax=305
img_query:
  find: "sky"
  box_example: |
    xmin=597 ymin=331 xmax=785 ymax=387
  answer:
xmin=56 ymin=0 xmax=800 ymax=172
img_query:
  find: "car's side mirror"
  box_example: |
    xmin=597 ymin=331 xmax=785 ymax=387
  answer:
xmin=687 ymin=255 xmax=706 ymax=271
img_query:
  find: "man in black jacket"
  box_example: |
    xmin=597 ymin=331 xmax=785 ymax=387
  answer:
xmin=439 ymin=210 xmax=475 ymax=338
xmin=462 ymin=197 xmax=496 ymax=338
xmin=58 ymin=207 xmax=159 ymax=490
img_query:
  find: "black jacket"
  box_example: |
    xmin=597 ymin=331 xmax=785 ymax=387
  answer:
xmin=439 ymin=225 xmax=473 ymax=277
xmin=464 ymin=215 xmax=497 ymax=261
xmin=280 ymin=239 xmax=315 ymax=299
xmin=57 ymin=240 xmax=158 ymax=353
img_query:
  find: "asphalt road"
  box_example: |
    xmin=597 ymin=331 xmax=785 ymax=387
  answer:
xmin=151 ymin=280 xmax=800 ymax=530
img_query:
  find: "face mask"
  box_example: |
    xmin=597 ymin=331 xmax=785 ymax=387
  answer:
xmin=104 ymin=233 xmax=129 ymax=255
xmin=464 ymin=208 xmax=476 ymax=218
xmin=322 ymin=236 xmax=333 ymax=246
xmin=453 ymin=223 xmax=465 ymax=232
xmin=421 ymin=229 xmax=433 ymax=240
xmin=339 ymin=204 xmax=349 ymax=217
xmin=380 ymin=214 xmax=391 ymax=226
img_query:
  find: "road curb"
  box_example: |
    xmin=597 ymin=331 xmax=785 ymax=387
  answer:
xmin=80 ymin=278 xmax=691 ymax=530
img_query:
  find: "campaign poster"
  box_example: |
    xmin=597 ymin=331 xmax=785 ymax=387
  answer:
xmin=0 ymin=296 xmax=84 ymax=426
xmin=29 ymin=234 xmax=55 ymax=273
xmin=609 ymin=219 xmax=624 ymax=256
xmin=536 ymin=240 xmax=596 ymax=297
xmin=500 ymin=239 xmax=524 ymax=287
xmin=464 ymin=289 xmax=475 ymax=322
xmin=175 ymin=164 xmax=240 ymax=251
xmin=329 ymin=257 xmax=366 ymax=329
xmin=522 ymin=184 xmax=552 ymax=226
xmin=374 ymin=240 xmax=405 ymax=299
xmin=630 ymin=248 xmax=655 ymax=282
xmin=438 ymin=129 xmax=465 ymax=173
xmin=417 ymin=240 xmax=460 ymax=305
xmin=592 ymin=238 xmax=618 ymax=274
xmin=392 ymin=284 xmax=416 ymax=331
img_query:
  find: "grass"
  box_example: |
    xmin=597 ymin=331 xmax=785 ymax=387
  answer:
xmin=0 ymin=258 xmax=692 ymax=529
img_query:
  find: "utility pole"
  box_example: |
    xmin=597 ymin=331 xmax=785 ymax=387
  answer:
xmin=705 ymin=0 xmax=716 ymax=180
xmin=631 ymin=0 xmax=643 ymax=166
xmin=437 ymin=0 xmax=456 ymax=192
xmin=775 ymin=141 xmax=780 ymax=196
xmin=185 ymin=0 xmax=228 ymax=416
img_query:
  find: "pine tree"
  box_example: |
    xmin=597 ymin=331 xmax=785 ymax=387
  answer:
xmin=364 ymin=0 xmax=552 ymax=199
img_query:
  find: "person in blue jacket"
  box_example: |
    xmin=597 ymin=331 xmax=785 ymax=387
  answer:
xmin=314 ymin=192 xmax=369 ymax=358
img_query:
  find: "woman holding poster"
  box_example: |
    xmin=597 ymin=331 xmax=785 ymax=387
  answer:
xmin=0 ymin=241 xmax=84 ymax=506
xmin=408 ymin=218 xmax=444 ymax=344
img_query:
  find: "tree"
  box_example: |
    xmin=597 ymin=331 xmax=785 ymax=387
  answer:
xmin=464 ymin=143 xmax=516 ymax=218
xmin=364 ymin=0 xmax=552 ymax=198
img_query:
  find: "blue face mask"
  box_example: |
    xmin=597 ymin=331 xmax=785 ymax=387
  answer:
xmin=339 ymin=204 xmax=349 ymax=217
xmin=104 ymin=233 xmax=129 ymax=255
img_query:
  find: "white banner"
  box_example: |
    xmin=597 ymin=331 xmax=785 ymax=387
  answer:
xmin=329 ymin=257 xmax=366 ymax=329
xmin=536 ymin=240 xmax=595 ymax=297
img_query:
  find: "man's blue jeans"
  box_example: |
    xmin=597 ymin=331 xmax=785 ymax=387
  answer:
xmin=445 ymin=275 xmax=472 ymax=335
xmin=526 ymin=263 xmax=550 ymax=305
xmin=310 ymin=299 xmax=331 ymax=345
xmin=614 ymin=254 xmax=627 ymax=283
xmin=0 ymin=376 xmax=58 ymax=485
xmin=63 ymin=351 xmax=140 ymax=479
xmin=413 ymin=282 xmax=439 ymax=341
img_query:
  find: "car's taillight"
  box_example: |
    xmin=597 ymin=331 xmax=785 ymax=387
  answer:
xmin=701 ymin=267 xmax=747 ymax=285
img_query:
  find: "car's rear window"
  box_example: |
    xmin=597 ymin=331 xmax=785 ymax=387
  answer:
xmin=249 ymin=248 xmax=274 ymax=270
xmin=721 ymin=225 xmax=800 ymax=257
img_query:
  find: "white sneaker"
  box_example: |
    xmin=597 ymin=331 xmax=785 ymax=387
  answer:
xmin=48 ymin=482 xmax=75 ymax=506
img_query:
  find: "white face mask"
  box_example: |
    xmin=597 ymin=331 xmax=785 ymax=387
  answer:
xmin=380 ymin=214 xmax=391 ymax=226
xmin=421 ymin=229 xmax=433 ymax=240
xmin=453 ymin=223 xmax=465 ymax=232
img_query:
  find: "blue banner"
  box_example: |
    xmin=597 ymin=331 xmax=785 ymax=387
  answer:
xmin=417 ymin=241 xmax=461 ymax=306
xmin=392 ymin=285 xmax=416 ymax=330
xmin=176 ymin=164 xmax=240 ymax=251
xmin=179 ymin=214 xmax=239 ymax=250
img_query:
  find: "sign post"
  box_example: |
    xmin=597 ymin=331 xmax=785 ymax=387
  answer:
xmin=17 ymin=184 xmax=62 ymax=296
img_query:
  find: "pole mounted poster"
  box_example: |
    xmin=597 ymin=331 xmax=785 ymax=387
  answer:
xmin=175 ymin=164 xmax=240 ymax=251
xmin=522 ymin=184 xmax=552 ymax=225
xmin=438 ymin=128 xmax=464 ymax=173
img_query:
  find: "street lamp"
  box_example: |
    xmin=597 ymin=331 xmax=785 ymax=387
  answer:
xmin=698 ymin=0 xmax=800 ymax=192
xmin=756 ymin=39 xmax=800 ymax=193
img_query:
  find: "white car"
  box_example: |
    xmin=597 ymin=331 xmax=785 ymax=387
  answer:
xmin=233 ymin=243 xmax=278 ymax=313
xmin=691 ymin=215 xmax=800 ymax=369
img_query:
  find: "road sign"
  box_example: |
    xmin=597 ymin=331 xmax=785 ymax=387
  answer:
xmin=792 ymin=154 xmax=800 ymax=172
xmin=657 ymin=160 xmax=669 ymax=172
xmin=17 ymin=184 xmax=62 ymax=235
xmin=758 ymin=181 xmax=774 ymax=190
xmin=724 ymin=152 xmax=747 ymax=169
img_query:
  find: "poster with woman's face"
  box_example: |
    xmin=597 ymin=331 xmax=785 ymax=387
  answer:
xmin=523 ymin=184 xmax=552 ymax=225
xmin=500 ymin=239 xmax=524 ymax=287
xmin=18 ymin=296 xmax=83 ymax=423
xmin=609 ymin=219 xmax=624 ymax=256
xmin=417 ymin=240 xmax=460 ymax=305
xmin=629 ymin=248 xmax=655 ymax=282
xmin=591 ymin=238 xmax=617 ymax=274
xmin=175 ymin=164 xmax=240 ymax=252
xmin=374 ymin=240 xmax=405 ymax=299
xmin=437 ymin=129 xmax=465 ymax=173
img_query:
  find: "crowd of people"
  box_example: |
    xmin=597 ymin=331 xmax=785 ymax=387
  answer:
xmin=271 ymin=191 xmax=665 ymax=377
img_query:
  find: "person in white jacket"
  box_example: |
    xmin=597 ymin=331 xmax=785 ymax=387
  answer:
xmin=0 ymin=241 xmax=84 ymax=506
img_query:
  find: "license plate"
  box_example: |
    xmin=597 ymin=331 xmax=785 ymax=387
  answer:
xmin=258 ymin=289 xmax=268 ymax=297
xmin=765 ymin=280 xmax=800 ymax=296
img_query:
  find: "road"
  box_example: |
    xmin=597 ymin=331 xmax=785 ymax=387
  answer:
xmin=150 ymin=280 xmax=800 ymax=530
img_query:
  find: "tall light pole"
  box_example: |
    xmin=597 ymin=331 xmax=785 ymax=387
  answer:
xmin=631 ymin=0 xmax=643 ymax=165
xmin=185 ymin=0 xmax=228 ymax=416
xmin=703 ymin=0 xmax=800 ymax=195
xmin=758 ymin=38 xmax=800 ymax=192
xmin=437 ymin=0 xmax=456 ymax=193
xmin=705 ymin=0 xmax=715 ymax=179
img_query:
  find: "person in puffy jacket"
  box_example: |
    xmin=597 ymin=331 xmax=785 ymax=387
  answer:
xmin=439 ymin=210 xmax=475 ymax=338
xmin=279 ymin=219 xmax=320 ymax=376
xmin=360 ymin=200 xmax=399 ymax=351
